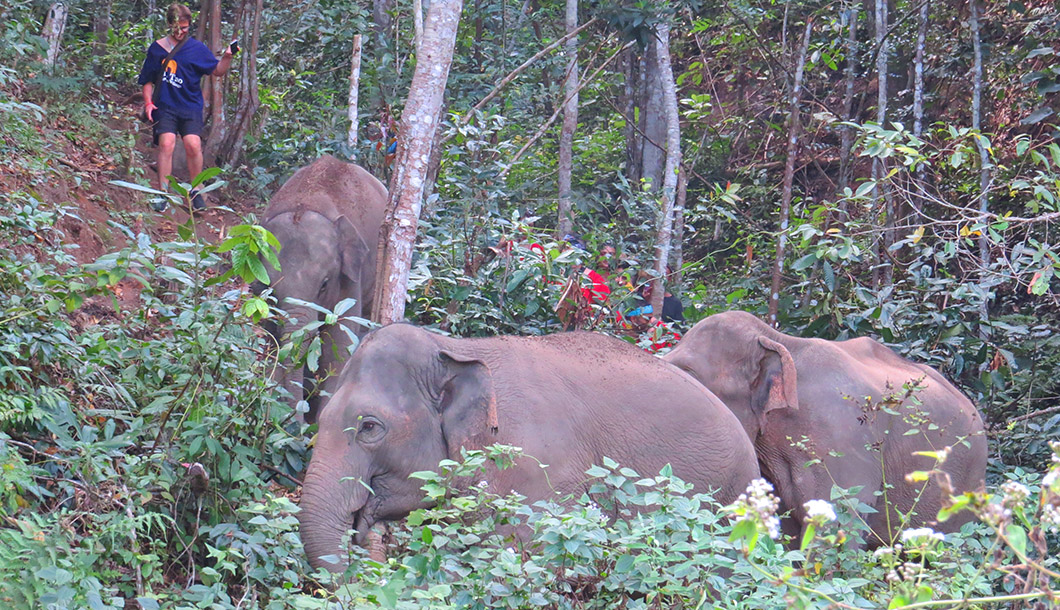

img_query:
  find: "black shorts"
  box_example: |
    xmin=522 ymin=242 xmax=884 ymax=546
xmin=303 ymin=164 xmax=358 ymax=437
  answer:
xmin=152 ymin=107 xmax=204 ymax=145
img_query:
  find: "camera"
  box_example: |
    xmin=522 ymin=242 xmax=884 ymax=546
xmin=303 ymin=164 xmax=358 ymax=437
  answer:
xmin=229 ymin=40 xmax=239 ymax=55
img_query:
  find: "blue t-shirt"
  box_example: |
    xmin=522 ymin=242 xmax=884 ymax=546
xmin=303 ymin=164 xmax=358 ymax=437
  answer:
xmin=137 ymin=37 xmax=219 ymax=119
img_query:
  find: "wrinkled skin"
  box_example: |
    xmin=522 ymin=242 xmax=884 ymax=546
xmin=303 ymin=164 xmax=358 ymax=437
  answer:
xmin=663 ymin=310 xmax=987 ymax=546
xmin=298 ymin=324 xmax=760 ymax=571
xmin=256 ymin=156 xmax=387 ymax=423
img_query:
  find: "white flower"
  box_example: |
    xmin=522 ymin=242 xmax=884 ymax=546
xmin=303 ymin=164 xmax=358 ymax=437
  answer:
xmin=803 ymin=499 xmax=837 ymax=523
xmin=477 ymin=480 xmax=489 ymax=489
xmin=1001 ymin=480 xmax=1030 ymax=508
xmin=873 ymin=546 xmax=894 ymax=558
xmin=1042 ymin=504 xmax=1060 ymax=534
xmin=764 ymin=515 xmax=781 ymax=540
xmin=1042 ymin=469 xmax=1058 ymax=491
xmin=900 ymin=527 xmax=944 ymax=544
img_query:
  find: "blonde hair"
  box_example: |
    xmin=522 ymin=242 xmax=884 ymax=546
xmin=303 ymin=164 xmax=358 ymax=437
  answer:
xmin=165 ymin=3 xmax=192 ymax=27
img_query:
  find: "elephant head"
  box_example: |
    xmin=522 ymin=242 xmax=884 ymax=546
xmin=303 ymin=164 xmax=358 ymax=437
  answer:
xmin=257 ymin=210 xmax=372 ymax=422
xmin=253 ymin=156 xmax=387 ymax=423
xmin=664 ymin=310 xmax=798 ymax=441
xmin=297 ymin=324 xmax=498 ymax=571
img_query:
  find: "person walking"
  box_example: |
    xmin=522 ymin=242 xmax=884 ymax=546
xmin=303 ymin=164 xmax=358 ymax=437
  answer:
xmin=138 ymin=3 xmax=233 ymax=211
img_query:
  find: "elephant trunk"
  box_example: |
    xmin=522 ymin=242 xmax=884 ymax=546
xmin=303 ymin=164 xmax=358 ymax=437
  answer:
xmin=298 ymin=462 xmax=371 ymax=572
xmin=270 ymin=304 xmax=319 ymax=416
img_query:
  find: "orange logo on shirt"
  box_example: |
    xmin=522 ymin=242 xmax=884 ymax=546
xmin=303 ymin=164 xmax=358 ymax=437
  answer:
xmin=164 ymin=59 xmax=177 ymax=74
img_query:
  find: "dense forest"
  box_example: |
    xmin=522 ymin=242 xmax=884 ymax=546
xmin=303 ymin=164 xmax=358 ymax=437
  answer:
xmin=1 ymin=0 xmax=1059 ymax=607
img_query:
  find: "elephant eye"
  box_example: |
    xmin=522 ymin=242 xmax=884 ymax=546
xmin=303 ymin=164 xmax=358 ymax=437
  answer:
xmin=355 ymin=416 xmax=386 ymax=443
xmin=318 ymin=277 xmax=329 ymax=294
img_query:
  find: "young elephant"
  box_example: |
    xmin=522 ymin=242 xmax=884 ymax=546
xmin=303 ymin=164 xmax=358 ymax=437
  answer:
xmin=298 ymin=324 xmax=760 ymax=571
xmin=257 ymin=155 xmax=387 ymax=423
xmin=663 ymin=310 xmax=987 ymax=546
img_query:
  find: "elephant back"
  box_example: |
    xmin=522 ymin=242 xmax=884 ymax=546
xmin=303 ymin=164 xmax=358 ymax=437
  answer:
xmin=263 ymin=155 xmax=388 ymax=229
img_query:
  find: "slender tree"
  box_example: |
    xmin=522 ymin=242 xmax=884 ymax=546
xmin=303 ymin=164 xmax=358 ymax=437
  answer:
xmin=873 ymin=0 xmax=894 ymax=287
xmin=92 ymin=0 xmax=113 ymax=75
xmin=372 ymin=0 xmax=464 ymax=324
xmin=215 ymin=0 xmax=262 ymax=167
xmin=670 ymin=167 xmax=688 ymax=289
xmin=838 ymin=2 xmax=858 ymax=203
xmin=347 ymin=34 xmax=362 ymax=151
xmin=42 ymin=2 xmax=68 ymax=70
xmin=768 ymin=19 xmax=813 ymax=327
xmin=970 ymin=0 xmax=991 ymax=332
xmin=649 ymin=22 xmax=681 ymax=318
xmin=913 ymin=0 xmax=930 ymax=187
xmin=557 ymin=0 xmax=579 ymax=239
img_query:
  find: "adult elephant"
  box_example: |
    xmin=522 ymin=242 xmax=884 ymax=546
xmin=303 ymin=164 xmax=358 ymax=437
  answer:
xmin=298 ymin=324 xmax=760 ymax=571
xmin=663 ymin=310 xmax=987 ymax=546
xmin=256 ymin=155 xmax=387 ymax=423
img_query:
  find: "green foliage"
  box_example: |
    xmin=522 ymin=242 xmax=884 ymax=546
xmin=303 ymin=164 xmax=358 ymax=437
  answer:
xmin=307 ymin=445 xmax=1059 ymax=609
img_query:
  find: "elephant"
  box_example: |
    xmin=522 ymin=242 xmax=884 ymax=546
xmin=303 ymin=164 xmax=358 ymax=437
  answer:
xmin=298 ymin=324 xmax=761 ymax=571
xmin=663 ymin=310 xmax=987 ymax=547
xmin=256 ymin=155 xmax=388 ymax=423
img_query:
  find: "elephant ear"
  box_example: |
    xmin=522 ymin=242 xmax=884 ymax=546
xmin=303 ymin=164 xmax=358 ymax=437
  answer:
xmin=749 ymin=336 xmax=799 ymax=425
xmin=334 ymin=215 xmax=372 ymax=296
xmin=436 ymin=350 xmax=500 ymax=456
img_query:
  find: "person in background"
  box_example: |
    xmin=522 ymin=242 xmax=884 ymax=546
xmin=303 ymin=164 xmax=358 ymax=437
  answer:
xmin=627 ymin=277 xmax=685 ymax=327
xmin=138 ymin=3 xmax=233 ymax=211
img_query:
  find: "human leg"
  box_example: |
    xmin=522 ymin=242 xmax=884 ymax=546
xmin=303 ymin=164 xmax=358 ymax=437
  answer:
xmin=156 ymin=133 xmax=177 ymax=191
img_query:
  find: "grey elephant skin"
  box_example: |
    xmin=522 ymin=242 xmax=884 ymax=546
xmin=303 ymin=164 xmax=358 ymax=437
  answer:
xmin=298 ymin=324 xmax=760 ymax=571
xmin=257 ymin=155 xmax=387 ymax=423
xmin=663 ymin=310 xmax=987 ymax=546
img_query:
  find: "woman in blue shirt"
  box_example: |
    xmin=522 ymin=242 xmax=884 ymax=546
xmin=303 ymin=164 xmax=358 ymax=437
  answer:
xmin=138 ymin=3 xmax=233 ymax=211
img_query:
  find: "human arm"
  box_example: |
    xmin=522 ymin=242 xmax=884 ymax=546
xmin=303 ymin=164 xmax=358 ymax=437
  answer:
xmin=212 ymin=45 xmax=233 ymax=76
xmin=142 ymin=82 xmax=156 ymax=121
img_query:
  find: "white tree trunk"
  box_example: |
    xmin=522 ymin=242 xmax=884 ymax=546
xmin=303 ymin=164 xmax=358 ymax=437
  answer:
xmin=767 ymin=19 xmax=813 ymax=326
xmin=650 ymin=22 xmax=681 ymax=318
xmin=913 ymin=0 xmax=929 ymax=186
xmin=838 ymin=3 xmax=858 ymax=202
xmin=970 ymin=0 xmax=991 ymax=333
xmin=42 ymin=2 xmax=68 ymax=69
xmin=557 ymin=0 xmax=578 ymax=239
xmin=372 ymin=0 xmax=463 ymax=325
xmin=347 ymin=34 xmax=363 ymax=150
xmin=873 ymin=0 xmax=893 ymax=287
xmin=414 ymin=0 xmax=424 ymax=51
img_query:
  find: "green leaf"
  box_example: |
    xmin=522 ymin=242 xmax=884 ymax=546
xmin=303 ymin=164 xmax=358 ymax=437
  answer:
xmin=248 ymin=256 xmax=271 ymax=285
xmin=1021 ymin=106 xmax=1054 ymax=125
xmin=799 ymin=522 xmax=816 ymax=551
xmin=1006 ymin=523 xmax=1027 ymax=556
xmin=888 ymin=595 xmax=911 ymax=609
xmin=853 ymin=180 xmax=877 ymax=199
xmin=791 ymin=253 xmax=817 ymax=271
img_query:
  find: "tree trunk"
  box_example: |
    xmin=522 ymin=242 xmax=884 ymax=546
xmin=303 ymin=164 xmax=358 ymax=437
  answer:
xmin=767 ymin=20 xmax=813 ymax=327
xmin=372 ymin=0 xmax=463 ymax=325
xmin=838 ymin=3 xmax=858 ymax=205
xmin=92 ymin=0 xmax=113 ymax=75
xmin=215 ymin=0 xmax=263 ymax=168
xmin=557 ymin=0 xmax=578 ymax=239
xmin=970 ymin=0 xmax=990 ymax=334
xmin=670 ymin=167 xmax=687 ymax=291
xmin=639 ymin=43 xmax=667 ymax=191
xmin=872 ymin=0 xmax=892 ymax=287
xmin=414 ymin=0 xmax=424 ymax=51
xmin=146 ymin=0 xmax=156 ymax=43
xmin=42 ymin=2 xmax=68 ymax=70
xmin=201 ymin=0 xmax=226 ymax=164
xmin=348 ymin=34 xmax=363 ymax=151
xmin=649 ymin=22 xmax=681 ymax=318
xmin=373 ymin=0 xmax=394 ymax=50
xmin=913 ymin=0 xmax=929 ymax=184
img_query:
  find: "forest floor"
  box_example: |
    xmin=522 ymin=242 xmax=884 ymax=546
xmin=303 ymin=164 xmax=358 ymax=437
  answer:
xmin=5 ymin=85 xmax=268 ymax=317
